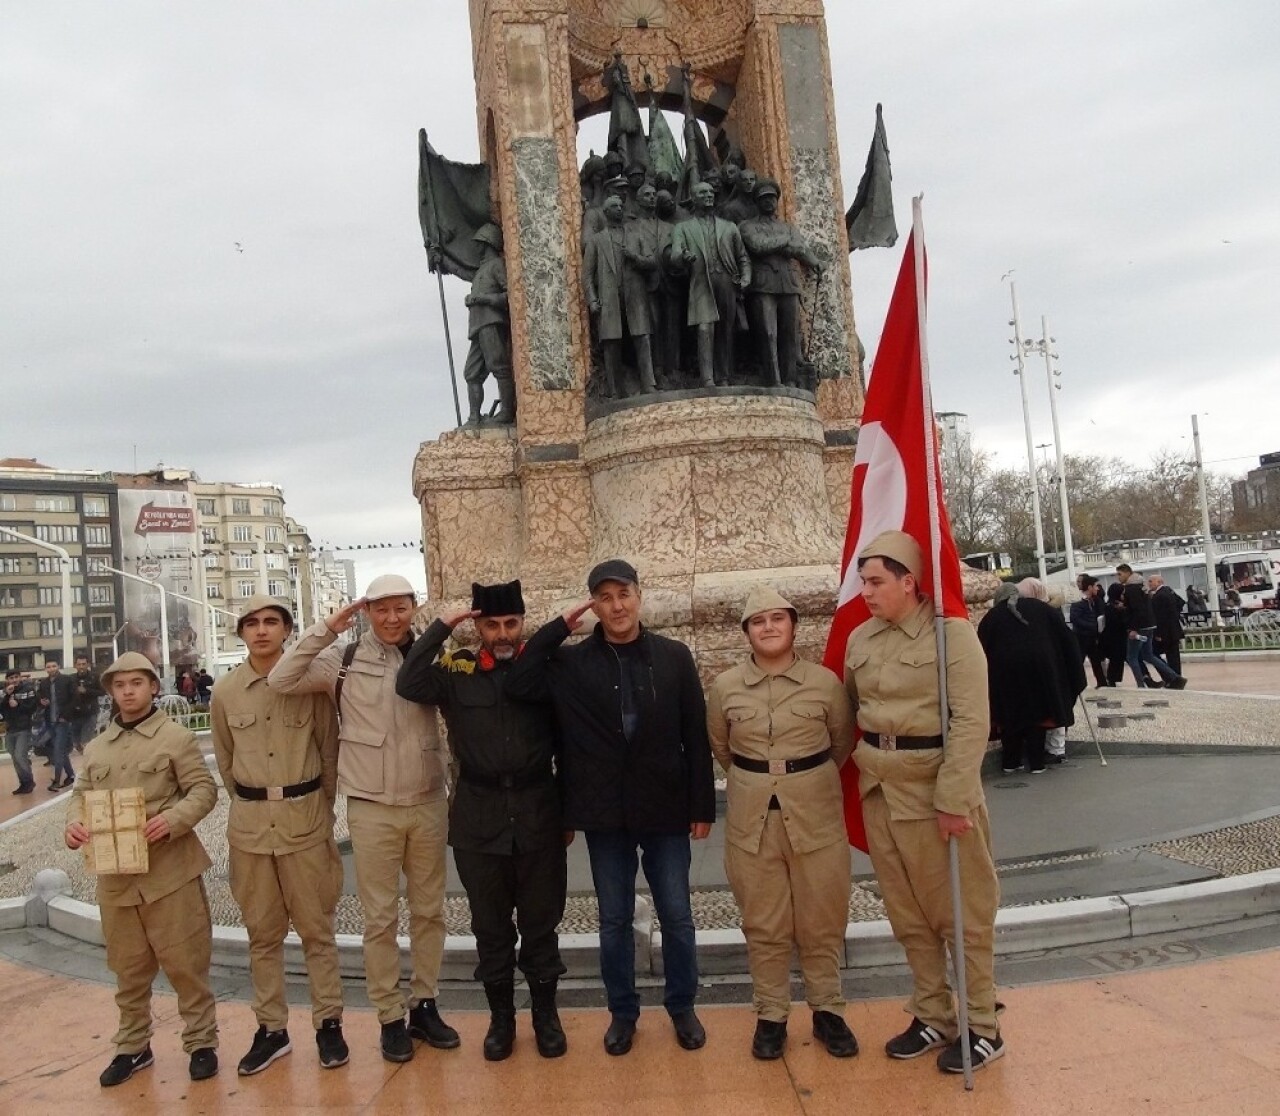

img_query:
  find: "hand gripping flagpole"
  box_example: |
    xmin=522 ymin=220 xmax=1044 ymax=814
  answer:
xmin=913 ymin=196 xmax=974 ymax=1090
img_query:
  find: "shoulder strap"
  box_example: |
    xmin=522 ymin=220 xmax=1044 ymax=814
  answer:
xmin=334 ymin=640 xmax=359 ymax=721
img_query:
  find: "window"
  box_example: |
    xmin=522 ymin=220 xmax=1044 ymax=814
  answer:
xmin=236 ymin=580 xmax=257 ymax=598
xmin=197 ymin=499 xmax=216 ymax=515
xmin=232 ymin=498 xmax=251 ymax=515
xmin=88 ymin=584 xmax=114 ymax=605
xmin=0 ymin=557 xmax=21 ymax=574
xmin=203 ymin=554 xmax=220 ymax=568
xmin=0 ymin=590 xmax=19 ymax=608
xmin=39 ymin=586 xmax=84 ymax=605
xmin=34 ymin=524 xmax=78 ymax=543
xmin=268 ymin=579 xmax=289 ymax=597
xmin=34 ymin=496 xmax=74 ymax=512
xmin=232 ymin=525 xmax=253 ymax=542
xmin=263 ymin=499 xmax=282 ymax=517
xmin=38 ymin=556 xmax=82 ymax=573
xmin=265 ymin=525 xmax=282 ymax=543
xmin=201 ymin=527 xmax=219 ymax=545
xmin=91 ymin=615 xmax=114 ymax=635
xmin=233 ymin=553 xmax=254 ymax=570
xmin=41 ymin=618 xmax=64 ymax=636
xmin=207 ymin=585 xmax=223 ymax=599
xmin=266 ymin=553 xmax=285 ymax=570
xmin=86 ymin=555 xmax=109 ymax=574
xmin=0 ymin=495 xmax=15 ymax=511
xmin=85 ymin=525 xmax=111 ymax=547
xmin=0 ymin=620 xmax=22 ymax=638
xmin=83 ymin=495 xmax=109 ymax=517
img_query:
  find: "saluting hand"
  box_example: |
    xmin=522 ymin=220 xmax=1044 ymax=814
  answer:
xmin=325 ymin=597 xmax=368 ymax=635
xmin=562 ymin=599 xmax=595 ymax=632
xmin=441 ymin=607 xmax=481 ymax=629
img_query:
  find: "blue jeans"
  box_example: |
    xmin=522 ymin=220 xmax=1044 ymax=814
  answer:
xmin=49 ymin=721 xmax=74 ymax=783
xmin=585 ymin=829 xmax=698 ymax=1021
xmin=6 ymin=729 xmax=33 ymax=790
xmin=1126 ymin=627 xmax=1180 ymax=687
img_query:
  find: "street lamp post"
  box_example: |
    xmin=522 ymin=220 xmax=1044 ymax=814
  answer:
xmin=1008 ymin=282 xmax=1048 ymax=579
xmin=1191 ymin=414 xmax=1221 ymax=623
xmin=1024 ymin=317 xmax=1078 ymax=587
xmin=101 ymin=564 xmax=170 ymax=689
xmin=0 ymin=526 xmax=73 ymax=665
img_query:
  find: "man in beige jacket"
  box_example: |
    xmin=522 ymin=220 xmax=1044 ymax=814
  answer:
xmin=270 ymin=575 xmax=458 ymax=1063
xmin=843 ymin=530 xmax=1003 ymax=1074
xmin=212 ymin=595 xmax=345 ymax=1075
xmin=65 ymin=652 xmax=219 ymax=1087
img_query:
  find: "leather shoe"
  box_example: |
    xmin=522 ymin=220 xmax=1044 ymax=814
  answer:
xmin=380 ymin=1020 xmax=415 ymax=1063
xmin=408 ymin=998 xmax=460 ymax=1049
xmin=188 ymin=1048 xmax=219 ymax=1081
xmin=812 ymin=1011 xmax=858 ymax=1057
xmin=751 ymin=1019 xmax=787 ymax=1060
xmin=603 ymin=1016 xmax=636 ymax=1056
xmin=671 ymin=1009 xmax=706 ymax=1050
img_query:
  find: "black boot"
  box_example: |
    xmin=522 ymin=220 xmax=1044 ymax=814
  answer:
xmin=529 ymin=977 xmax=568 ymax=1059
xmin=483 ymin=979 xmax=517 ymax=1062
xmin=494 ymin=377 xmax=517 ymax=424
xmin=465 ymin=384 xmax=485 ymax=426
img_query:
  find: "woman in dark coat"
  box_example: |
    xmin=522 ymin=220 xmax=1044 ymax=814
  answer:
xmin=1101 ymin=582 xmax=1129 ymax=686
xmin=978 ymin=583 xmax=1087 ymax=773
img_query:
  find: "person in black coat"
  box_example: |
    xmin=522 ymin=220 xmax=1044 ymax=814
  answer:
xmin=504 ymin=559 xmax=715 ymax=1059
xmin=1147 ymin=575 xmax=1186 ymax=677
xmin=978 ymin=583 xmax=1087 ymax=773
xmin=1069 ymin=576 xmax=1108 ymax=688
xmin=396 ymin=580 xmax=567 ymax=1063
xmin=1101 ymin=583 xmax=1130 ymax=686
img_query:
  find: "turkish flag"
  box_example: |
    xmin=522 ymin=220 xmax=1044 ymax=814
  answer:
xmin=822 ymin=213 xmax=966 ymax=852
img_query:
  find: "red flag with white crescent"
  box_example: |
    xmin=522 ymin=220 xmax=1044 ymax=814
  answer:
xmin=821 ymin=211 xmax=966 ymax=852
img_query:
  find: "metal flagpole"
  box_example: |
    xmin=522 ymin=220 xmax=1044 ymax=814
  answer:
xmin=422 ymin=131 xmax=464 ymax=428
xmin=913 ymin=196 xmax=974 ymax=1090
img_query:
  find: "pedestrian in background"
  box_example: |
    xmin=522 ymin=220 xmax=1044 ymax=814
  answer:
xmin=1069 ymin=576 xmax=1109 ymax=688
xmin=1148 ymin=574 xmax=1186 ymax=677
xmin=1102 ymin=583 xmax=1130 ymax=686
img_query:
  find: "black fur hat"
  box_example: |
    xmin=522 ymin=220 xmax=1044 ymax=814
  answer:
xmin=471 ymin=580 xmax=525 ymax=617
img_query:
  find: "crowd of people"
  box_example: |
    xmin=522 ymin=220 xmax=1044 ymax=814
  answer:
xmin=54 ymin=531 xmax=1013 ymax=1091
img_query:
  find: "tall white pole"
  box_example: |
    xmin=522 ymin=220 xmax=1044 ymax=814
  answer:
xmin=0 ymin=526 xmax=73 ymax=664
xmin=1040 ymin=316 xmax=1077 ymax=586
xmin=1191 ymin=414 xmax=1220 ymax=622
xmin=102 ymin=564 xmax=171 ymax=691
xmin=1009 ymin=283 xmax=1048 ymax=579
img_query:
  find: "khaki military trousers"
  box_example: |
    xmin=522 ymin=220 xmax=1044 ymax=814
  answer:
xmin=346 ymin=796 xmax=448 ymax=1024
xmin=100 ymin=876 xmax=217 ymax=1054
xmin=725 ymin=810 xmax=852 ymax=1021
xmin=862 ymin=788 xmax=1000 ymax=1040
xmin=229 ymin=838 xmax=344 ymax=1031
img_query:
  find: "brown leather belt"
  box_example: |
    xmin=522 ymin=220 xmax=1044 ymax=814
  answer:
xmin=731 ymin=749 xmax=831 ymax=776
xmin=862 ymin=732 xmax=943 ymax=751
xmin=235 ymin=774 xmax=323 ymax=801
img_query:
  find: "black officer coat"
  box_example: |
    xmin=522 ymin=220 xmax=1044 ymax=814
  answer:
xmin=396 ymin=619 xmax=562 ymax=854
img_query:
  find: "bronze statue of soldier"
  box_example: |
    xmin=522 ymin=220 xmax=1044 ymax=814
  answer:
xmin=462 ymin=223 xmax=515 ymax=424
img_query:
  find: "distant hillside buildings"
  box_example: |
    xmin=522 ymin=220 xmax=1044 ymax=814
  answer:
xmin=0 ymin=459 xmax=355 ymax=678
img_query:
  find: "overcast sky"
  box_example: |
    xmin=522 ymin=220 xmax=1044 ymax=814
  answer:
xmin=4 ymin=1 xmax=1277 ymax=594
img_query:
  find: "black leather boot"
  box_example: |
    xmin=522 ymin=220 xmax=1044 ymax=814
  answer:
xmin=483 ymin=980 xmax=517 ymax=1062
xmin=494 ymin=377 xmax=517 ymax=424
xmin=529 ymin=978 xmax=568 ymax=1058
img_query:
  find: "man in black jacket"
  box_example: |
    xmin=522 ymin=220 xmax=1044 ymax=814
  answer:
xmin=1116 ymin=565 xmax=1187 ymax=690
xmin=505 ymin=559 xmax=716 ymax=1058
xmin=1147 ymin=575 xmax=1186 ymax=676
xmin=1069 ymin=576 xmax=1108 ymax=688
xmin=3 ymin=669 xmax=40 ymax=794
xmin=68 ymin=655 xmax=104 ymax=753
xmin=36 ymin=659 xmax=76 ymax=789
xmin=396 ymin=580 xmax=567 ymax=1064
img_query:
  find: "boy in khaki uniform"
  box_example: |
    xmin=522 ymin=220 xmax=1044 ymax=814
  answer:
xmin=843 ymin=530 xmax=1003 ymax=1074
xmin=64 ymin=652 xmax=219 ymax=1087
xmin=707 ymin=587 xmax=856 ymax=1062
xmin=211 ymin=595 xmax=346 ymax=1076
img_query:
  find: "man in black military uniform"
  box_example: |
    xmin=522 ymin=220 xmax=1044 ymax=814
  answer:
xmin=396 ymin=580 xmax=567 ymax=1063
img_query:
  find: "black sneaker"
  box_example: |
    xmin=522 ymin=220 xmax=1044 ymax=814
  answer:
xmin=380 ymin=1019 xmax=415 ymax=1063
xmin=12 ymin=785 xmax=34 ymax=796
xmin=316 ymin=1018 xmax=349 ymax=1069
xmin=1169 ymin=677 xmax=1188 ymax=691
xmin=885 ymin=1017 xmax=949 ymax=1060
xmin=188 ymin=1047 xmax=219 ymax=1081
xmin=937 ymin=1030 xmax=1004 ymax=1074
xmin=811 ymin=1010 xmax=858 ymax=1057
xmin=99 ymin=1045 xmax=154 ymax=1087
xmin=407 ymin=998 xmax=460 ymax=1049
xmin=751 ymin=1019 xmax=787 ymax=1060
xmin=237 ymin=1026 xmax=291 ymax=1076
xmin=671 ymin=1009 xmax=706 ymax=1051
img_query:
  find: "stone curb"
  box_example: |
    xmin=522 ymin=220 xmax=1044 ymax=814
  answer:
xmin=9 ymin=867 xmax=1280 ymax=982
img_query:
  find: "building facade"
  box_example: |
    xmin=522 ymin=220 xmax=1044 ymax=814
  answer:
xmin=1233 ymin=452 xmax=1280 ymax=523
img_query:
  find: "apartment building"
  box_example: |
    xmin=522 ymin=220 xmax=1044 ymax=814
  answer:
xmin=0 ymin=459 xmax=123 ymax=670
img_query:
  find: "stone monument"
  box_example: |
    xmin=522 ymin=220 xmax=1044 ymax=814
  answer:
xmin=413 ymin=0 xmax=869 ymax=672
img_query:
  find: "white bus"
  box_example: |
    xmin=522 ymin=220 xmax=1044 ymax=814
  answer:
xmin=1062 ymin=550 xmax=1278 ymax=613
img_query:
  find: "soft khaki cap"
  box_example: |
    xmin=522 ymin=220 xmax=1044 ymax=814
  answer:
xmin=101 ymin=651 xmax=161 ymax=686
xmin=364 ymin=574 xmax=417 ymax=602
xmin=236 ymin=594 xmax=294 ymax=634
xmin=857 ymin=530 xmax=923 ymax=580
xmin=740 ymin=586 xmax=798 ymax=629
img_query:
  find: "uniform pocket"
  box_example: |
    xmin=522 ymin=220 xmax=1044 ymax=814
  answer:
xmin=338 ymin=726 xmax=385 ymax=795
xmin=282 ymin=705 xmax=312 ymax=729
xmin=227 ymin=712 xmax=256 ymax=731
xmin=85 ymin=762 xmax=112 ymax=786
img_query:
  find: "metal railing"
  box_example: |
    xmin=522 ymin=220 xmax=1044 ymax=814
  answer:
xmin=1183 ymin=610 xmax=1280 ymax=652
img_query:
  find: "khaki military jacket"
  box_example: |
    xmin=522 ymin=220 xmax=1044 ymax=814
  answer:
xmin=843 ymin=598 xmax=990 ymax=821
xmin=269 ymin=622 xmax=446 ymax=807
xmin=68 ymin=708 xmax=216 ymax=906
xmin=211 ymin=660 xmax=339 ymax=855
xmin=707 ymin=655 xmax=855 ymax=856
